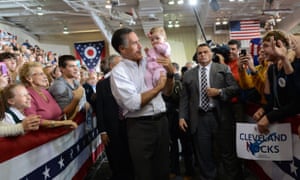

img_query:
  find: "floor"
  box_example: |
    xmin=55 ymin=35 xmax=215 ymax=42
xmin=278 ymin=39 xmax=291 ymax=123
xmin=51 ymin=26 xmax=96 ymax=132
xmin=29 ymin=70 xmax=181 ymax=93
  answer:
xmin=84 ymin=153 xmax=259 ymax=180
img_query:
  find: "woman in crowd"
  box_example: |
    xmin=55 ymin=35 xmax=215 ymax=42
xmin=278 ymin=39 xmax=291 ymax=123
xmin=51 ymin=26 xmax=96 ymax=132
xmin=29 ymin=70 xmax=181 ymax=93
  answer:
xmin=18 ymin=62 xmax=77 ymax=128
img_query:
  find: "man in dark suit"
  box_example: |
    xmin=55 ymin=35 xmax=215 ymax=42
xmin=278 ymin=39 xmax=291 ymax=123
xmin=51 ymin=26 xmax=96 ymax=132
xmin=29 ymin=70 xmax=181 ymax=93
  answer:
xmin=96 ymin=54 xmax=134 ymax=180
xmin=179 ymin=43 xmax=242 ymax=180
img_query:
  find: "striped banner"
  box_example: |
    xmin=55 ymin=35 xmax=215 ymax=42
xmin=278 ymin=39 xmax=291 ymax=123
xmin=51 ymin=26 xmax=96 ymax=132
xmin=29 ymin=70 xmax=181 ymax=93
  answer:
xmin=0 ymin=112 xmax=104 ymax=180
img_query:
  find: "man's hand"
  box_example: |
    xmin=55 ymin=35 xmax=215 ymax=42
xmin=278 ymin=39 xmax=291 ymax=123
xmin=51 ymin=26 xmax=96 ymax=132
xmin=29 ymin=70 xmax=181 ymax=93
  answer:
xmin=155 ymin=71 xmax=167 ymax=91
xmin=207 ymin=88 xmax=221 ymax=97
xmin=179 ymin=118 xmax=188 ymax=132
xmin=253 ymin=108 xmax=265 ymax=122
xmin=157 ymin=56 xmax=173 ymax=74
xmin=73 ymin=86 xmax=83 ymax=100
xmin=238 ymin=54 xmax=256 ymax=72
xmin=257 ymin=115 xmax=270 ymax=134
xmin=270 ymin=36 xmax=288 ymax=60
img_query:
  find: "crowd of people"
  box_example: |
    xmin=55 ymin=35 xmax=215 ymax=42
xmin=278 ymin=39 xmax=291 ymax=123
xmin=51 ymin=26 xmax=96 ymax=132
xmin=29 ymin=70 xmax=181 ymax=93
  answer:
xmin=0 ymin=40 xmax=95 ymax=137
xmin=1 ymin=27 xmax=300 ymax=180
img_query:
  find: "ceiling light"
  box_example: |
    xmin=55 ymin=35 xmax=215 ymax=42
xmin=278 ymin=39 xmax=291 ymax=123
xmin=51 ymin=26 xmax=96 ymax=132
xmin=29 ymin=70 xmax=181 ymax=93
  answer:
xmin=36 ymin=6 xmax=44 ymax=16
xmin=63 ymin=26 xmax=69 ymax=34
xmin=105 ymin=4 xmax=112 ymax=9
xmin=222 ymin=18 xmax=228 ymax=25
xmin=189 ymin=0 xmax=197 ymax=6
xmin=229 ymin=0 xmax=235 ymax=2
xmin=168 ymin=20 xmax=174 ymax=28
xmin=168 ymin=0 xmax=175 ymax=5
xmin=174 ymin=19 xmax=180 ymax=28
xmin=275 ymin=16 xmax=282 ymax=22
xmin=238 ymin=0 xmax=244 ymax=2
xmin=177 ymin=0 xmax=184 ymax=5
xmin=215 ymin=18 xmax=221 ymax=25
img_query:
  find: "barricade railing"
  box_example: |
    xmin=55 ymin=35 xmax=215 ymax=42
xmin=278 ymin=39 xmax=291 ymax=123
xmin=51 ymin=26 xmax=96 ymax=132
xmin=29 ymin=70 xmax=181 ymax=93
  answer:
xmin=0 ymin=111 xmax=104 ymax=180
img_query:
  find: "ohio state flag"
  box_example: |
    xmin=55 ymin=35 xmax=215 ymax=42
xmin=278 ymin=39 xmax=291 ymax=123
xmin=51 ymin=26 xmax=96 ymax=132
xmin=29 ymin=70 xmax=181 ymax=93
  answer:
xmin=74 ymin=41 xmax=105 ymax=70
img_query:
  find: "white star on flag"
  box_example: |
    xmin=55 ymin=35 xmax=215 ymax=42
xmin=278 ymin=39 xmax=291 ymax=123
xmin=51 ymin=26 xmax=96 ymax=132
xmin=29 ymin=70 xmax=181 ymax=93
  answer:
xmin=42 ymin=166 xmax=50 ymax=180
xmin=58 ymin=156 xmax=64 ymax=169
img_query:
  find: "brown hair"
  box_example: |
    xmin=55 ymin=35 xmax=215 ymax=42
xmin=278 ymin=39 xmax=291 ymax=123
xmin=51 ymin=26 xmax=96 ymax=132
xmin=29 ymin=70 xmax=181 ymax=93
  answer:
xmin=19 ymin=62 xmax=43 ymax=86
xmin=0 ymin=84 xmax=23 ymax=119
xmin=262 ymin=30 xmax=290 ymax=49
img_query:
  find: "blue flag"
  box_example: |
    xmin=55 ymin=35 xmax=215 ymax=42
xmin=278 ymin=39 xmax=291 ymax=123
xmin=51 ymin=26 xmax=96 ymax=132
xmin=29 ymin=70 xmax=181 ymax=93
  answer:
xmin=74 ymin=41 xmax=105 ymax=70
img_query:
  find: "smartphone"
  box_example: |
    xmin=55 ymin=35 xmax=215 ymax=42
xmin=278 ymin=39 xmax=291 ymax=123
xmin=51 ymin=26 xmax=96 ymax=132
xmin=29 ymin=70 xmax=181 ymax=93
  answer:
xmin=240 ymin=49 xmax=247 ymax=56
xmin=0 ymin=62 xmax=8 ymax=76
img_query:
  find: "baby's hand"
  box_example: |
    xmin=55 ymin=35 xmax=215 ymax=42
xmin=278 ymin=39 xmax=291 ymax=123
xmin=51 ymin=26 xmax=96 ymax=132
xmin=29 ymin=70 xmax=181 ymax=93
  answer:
xmin=144 ymin=47 xmax=149 ymax=55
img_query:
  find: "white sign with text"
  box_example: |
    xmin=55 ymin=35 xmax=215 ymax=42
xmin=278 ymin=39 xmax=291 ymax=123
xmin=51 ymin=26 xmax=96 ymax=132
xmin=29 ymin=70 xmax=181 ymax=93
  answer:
xmin=236 ymin=123 xmax=293 ymax=161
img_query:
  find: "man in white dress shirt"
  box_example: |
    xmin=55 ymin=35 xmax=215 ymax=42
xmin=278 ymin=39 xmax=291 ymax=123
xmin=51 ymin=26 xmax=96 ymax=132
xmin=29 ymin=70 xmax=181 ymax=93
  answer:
xmin=110 ymin=27 xmax=174 ymax=180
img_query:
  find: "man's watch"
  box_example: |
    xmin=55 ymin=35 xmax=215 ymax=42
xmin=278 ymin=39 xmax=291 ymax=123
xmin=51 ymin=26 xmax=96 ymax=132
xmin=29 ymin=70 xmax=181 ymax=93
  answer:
xmin=166 ymin=72 xmax=174 ymax=79
xmin=250 ymin=70 xmax=258 ymax=75
xmin=218 ymin=89 xmax=223 ymax=96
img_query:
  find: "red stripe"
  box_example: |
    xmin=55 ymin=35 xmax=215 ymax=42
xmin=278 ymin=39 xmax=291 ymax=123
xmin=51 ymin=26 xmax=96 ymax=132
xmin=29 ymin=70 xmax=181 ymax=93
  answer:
xmin=0 ymin=112 xmax=85 ymax=163
xmin=72 ymin=143 xmax=105 ymax=180
xmin=245 ymin=160 xmax=272 ymax=180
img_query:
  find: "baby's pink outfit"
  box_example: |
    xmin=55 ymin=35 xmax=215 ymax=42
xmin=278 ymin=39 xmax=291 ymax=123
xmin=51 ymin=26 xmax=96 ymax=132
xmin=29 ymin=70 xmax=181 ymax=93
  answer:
xmin=144 ymin=42 xmax=171 ymax=89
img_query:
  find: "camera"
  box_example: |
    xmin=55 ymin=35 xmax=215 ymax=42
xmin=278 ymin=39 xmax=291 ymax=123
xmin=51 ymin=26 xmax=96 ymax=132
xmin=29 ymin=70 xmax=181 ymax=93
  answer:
xmin=240 ymin=49 xmax=247 ymax=56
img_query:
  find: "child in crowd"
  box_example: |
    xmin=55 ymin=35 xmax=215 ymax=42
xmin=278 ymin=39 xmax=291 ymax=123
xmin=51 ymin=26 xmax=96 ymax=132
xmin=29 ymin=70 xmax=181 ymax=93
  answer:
xmin=0 ymin=83 xmax=77 ymax=137
xmin=0 ymin=84 xmax=40 ymax=137
xmin=144 ymin=26 xmax=171 ymax=88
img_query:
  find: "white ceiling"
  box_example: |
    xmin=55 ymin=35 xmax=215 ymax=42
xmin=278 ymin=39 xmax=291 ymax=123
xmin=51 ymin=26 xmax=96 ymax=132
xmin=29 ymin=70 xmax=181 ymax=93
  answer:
xmin=1 ymin=0 xmax=300 ymax=42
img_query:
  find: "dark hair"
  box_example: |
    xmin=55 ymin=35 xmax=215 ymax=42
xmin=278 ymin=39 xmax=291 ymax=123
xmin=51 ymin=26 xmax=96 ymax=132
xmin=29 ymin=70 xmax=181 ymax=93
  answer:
xmin=172 ymin=62 xmax=179 ymax=71
xmin=228 ymin=39 xmax=241 ymax=49
xmin=58 ymin=55 xmax=76 ymax=68
xmin=0 ymin=52 xmax=15 ymax=62
xmin=181 ymin=66 xmax=188 ymax=76
xmin=111 ymin=28 xmax=134 ymax=53
xmin=192 ymin=43 xmax=211 ymax=62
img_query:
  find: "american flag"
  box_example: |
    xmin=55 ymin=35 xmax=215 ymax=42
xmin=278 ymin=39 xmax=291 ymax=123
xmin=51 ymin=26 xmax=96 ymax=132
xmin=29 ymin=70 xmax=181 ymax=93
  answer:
xmin=0 ymin=113 xmax=104 ymax=180
xmin=74 ymin=41 xmax=105 ymax=70
xmin=229 ymin=20 xmax=261 ymax=40
xmin=250 ymin=38 xmax=261 ymax=66
xmin=246 ymin=105 xmax=300 ymax=180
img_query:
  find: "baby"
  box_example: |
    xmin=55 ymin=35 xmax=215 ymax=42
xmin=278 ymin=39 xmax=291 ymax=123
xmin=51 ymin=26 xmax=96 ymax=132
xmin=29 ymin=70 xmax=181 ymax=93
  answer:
xmin=144 ymin=26 xmax=171 ymax=89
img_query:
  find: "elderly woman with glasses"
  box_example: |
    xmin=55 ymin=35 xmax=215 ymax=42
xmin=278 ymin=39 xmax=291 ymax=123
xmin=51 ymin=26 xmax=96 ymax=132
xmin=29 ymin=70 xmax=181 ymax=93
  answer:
xmin=19 ymin=62 xmax=77 ymax=129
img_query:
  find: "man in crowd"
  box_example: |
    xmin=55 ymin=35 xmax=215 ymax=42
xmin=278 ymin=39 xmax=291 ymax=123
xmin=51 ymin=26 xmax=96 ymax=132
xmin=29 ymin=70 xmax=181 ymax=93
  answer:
xmin=179 ymin=43 xmax=242 ymax=180
xmin=49 ymin=55 xmax=86 ymax=119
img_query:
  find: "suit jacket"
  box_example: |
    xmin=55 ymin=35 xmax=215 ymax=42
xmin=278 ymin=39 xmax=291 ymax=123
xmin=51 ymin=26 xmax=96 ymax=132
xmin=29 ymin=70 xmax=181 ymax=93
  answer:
xmin=83 ymin=83 xmax=96 ymax=110
xmin=179 ymin=62 xmax=239 ymax=134
xmin=96 ymin=77 xmax=122 ymax=137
